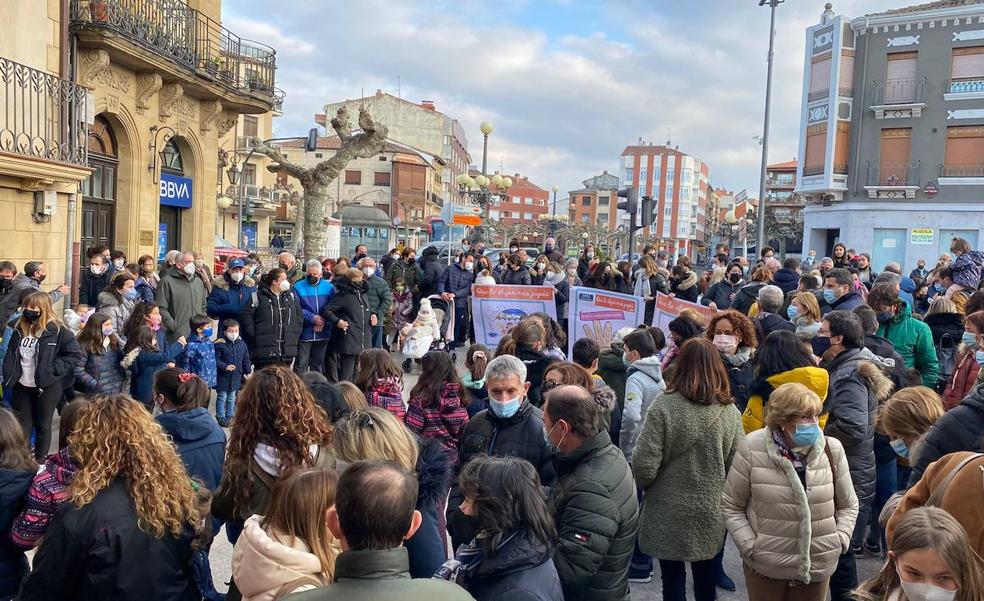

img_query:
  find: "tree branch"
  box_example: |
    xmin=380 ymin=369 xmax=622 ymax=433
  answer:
xmin=330 ymin=106 xmax=353 ymax=142
xmin=313 ymin=106 xmax=388 ymax=184
xmin=252 ymin=140 xmax=308 ymax=181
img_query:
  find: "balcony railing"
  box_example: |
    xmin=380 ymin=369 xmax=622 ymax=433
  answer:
xmin=866 ymin=161 xmax=920 ymax=186
xmin=946 ymin=79 xmax=984 ymax=95
xmin=872 ymin=77 xmax=928 ymax=105
xmin=69 ymin=0 xmax=278 ymax=102
xmin=0 ymin=56 xmax=88 ymax=166
xmin=939 ymin=163 xmax=984 ymax=178
xmin=808 ymin=88 xmax=829 ymax=102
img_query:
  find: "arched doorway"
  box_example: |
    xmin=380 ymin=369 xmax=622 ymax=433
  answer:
xmin=158 ymin=138 xmax=187 ymax=258
xmin=82 ymin=115 xmax=117 ymax=266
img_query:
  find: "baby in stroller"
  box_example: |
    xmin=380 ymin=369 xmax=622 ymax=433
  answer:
xmin=399 ymin=296 xmax=456 ymax=372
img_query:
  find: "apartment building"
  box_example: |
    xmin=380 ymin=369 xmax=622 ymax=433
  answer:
xmin=568 ymin=171 xmax=620 ymax=231
xmin=766 ymin=160 xmax=804 ymax=254
xmin=485 ymin=171 xmax=550 ymax=227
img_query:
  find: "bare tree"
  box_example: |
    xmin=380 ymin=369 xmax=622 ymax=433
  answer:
xmin=252 ymin=106 xmax=388 ymax=259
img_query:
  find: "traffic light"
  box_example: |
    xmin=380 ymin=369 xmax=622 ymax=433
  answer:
xmin=638 ymin=195 xmax=654 ymax=232
xmin=616 ymin=187 xmax=638 ymax=215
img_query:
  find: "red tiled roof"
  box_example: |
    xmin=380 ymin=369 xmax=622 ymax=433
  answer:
xmin=768 ymin=160 xmax=797 ymax=170
xmin=621 ymin=144 xmax=686 ymax=157
xmin=865 ymin=0 xmax=984 ymax=17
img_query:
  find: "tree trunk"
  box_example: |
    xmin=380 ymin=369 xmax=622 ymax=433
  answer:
xmin=290 ymin=194 xmax=305 ymax=256
xmin=302 ymin=185 xmax=328 ymax=259
xmin=779 ymin=236 xmax=787 ymax=261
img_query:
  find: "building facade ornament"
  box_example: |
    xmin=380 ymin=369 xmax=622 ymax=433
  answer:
xmin=80 ymin=50 xmax=130 ymax=93
xmin=135 ymin=72 xmax=163 ymax=114
xmin=158 ymin=82 xmax=184 ymax=121
xmin=199 ymin=100 xmax=223 ymax=134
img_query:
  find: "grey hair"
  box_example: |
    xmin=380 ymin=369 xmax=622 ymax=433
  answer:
xmin=874 ymin=271 xmax=901 ymax=287
xmin=277 ymin=251 xmax=296 ymax=262
xmin=356 ymin=257 xmax=375 ymax=268
xmin=485 ymin=354 xmax=527 ymax=383
xmin=164 ymin=250 xmax=181 ymax=266
xmin=819 ymin=256 xmax=833 ymax=266
xmin=758 ymin=285 xmax=784 ymax=312
xmin=306 ymin=259 xmax=323 ymax=270
xmin=883 ymin=262 xmax=902 ymax=275
xmin=564 ymin=258 xmax=578 ymax=269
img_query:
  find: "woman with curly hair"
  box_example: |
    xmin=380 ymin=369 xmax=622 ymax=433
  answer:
xmin=20 ymin=394 xmax=201 ymax=601
xmin=211 ymin=365 xmax=333 ymax=601
xmin=706 ymin=310 xmax=758 ymax=412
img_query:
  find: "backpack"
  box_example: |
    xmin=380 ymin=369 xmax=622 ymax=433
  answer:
xmin=935 ymin=332 xmax=958 ymax=392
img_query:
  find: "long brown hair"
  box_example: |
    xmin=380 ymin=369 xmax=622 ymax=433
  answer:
xmin=222 ymin=366 xmax=334 ymax=516
xmin=354 ymin=348 xmax=401 ymax=392
xmin=496 ymin=319 xmax=545 ymax=356
xmin=17 ymin=291 xmax=61 ymax=337
xmin=0 ymin=408 xmax=36 ymax=472
xmin=77 ymin=313 xmax=122 ymax=354
xmin=409 ymin=350 xmax=466 ymax=408
xmin=154 ymin=368 xmax=211 ymax=411
xmin=544 ymin=362 xmax=593 ymax=393
xmin=667 ymin=338 xmax=733 ymax=405
xmin=263 ymin=468 xmax=340 ymax=583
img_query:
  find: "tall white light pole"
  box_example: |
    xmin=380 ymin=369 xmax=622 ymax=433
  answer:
xmin=756 ymin=0 xmax=784 ymax=253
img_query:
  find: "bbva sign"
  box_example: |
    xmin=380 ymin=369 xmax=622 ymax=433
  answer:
xmin=160 ymin=172 xmax=193 ymax=209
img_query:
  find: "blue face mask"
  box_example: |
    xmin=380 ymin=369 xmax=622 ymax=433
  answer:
xmin=490 ymin=397 xmax=521 ymax=419
xmin=822 ymin=288 xmax=838 ymax=305
xmin=787 ymin=305 xmax=799 ymax=320
xmin=976 ymin=350 xmax=984 ymax=366
xmin=791 ymin=422 xmax=821 ymax=447
xmin=963 ymin=331 xmax=978 ymax=349
xmin=890 ymin=438 xmax=909 ymax=458
xmin=124 ymin=288 xmax=139 ymax=300
xmin=202 ymin=327 xmax=213 ymax=338
xmin=622 ymin=351 xmax=632 ymax=366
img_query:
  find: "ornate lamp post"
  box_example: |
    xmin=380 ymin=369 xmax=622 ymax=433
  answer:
xmin=216 ymin=195 xmax=233 ymax=239
xmin=456 ymin=121 xmax=512 ymax=243
xmin=719 ymin=209 xmax=739 ymax=253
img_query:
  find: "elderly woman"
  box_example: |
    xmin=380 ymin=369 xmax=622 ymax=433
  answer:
xmin=722 ymin=382 xmax=859 ymax=601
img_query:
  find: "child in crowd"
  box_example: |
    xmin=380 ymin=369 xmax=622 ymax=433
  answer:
xmin=388 ymin=277 xmax=414 ymax=352
xmin=528 ymin=312 xmax=567 ymax=362
xmin=947 ymin=237 xmax=984 ymax=298
xmin=188 ymin=479 xmax=224 ymax=601
xmin=354 ymin=348 xmax=405 ymax=420
xmin=336 ymin=381 xmax=369 ymax=415
xmin=178 ymin=315 xmax=216 ymax=388
xmin=74 ymin=313 xmax=127 ymax=395
xmin=404 ymin=350 xmax=469 ymax=460
xmin=121 ymin=325 xmax=185 ymax=409
xmin=63 ymin=303 xmax=91 ymax=335
xmin=213 ymin=319 xmax=251 ymax=427
xmin=462 ymin=344 xmax=490 ymax=417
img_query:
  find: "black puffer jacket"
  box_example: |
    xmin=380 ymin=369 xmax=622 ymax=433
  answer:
xmin=2 ymin=322 xmax=83 ymax=389
xmin=466 ymin=529 xmax=563 ymax=601
xmin=514 ymin=347 xmax=553 ymax=408
xmin=701 ymin=279 xmax=742 ymax=310
xmin=910 ymin=383 xmax=984 ymax=487
xmin=731 ymin=282 xmax=766 ymax=315
xmin=417 ymin=247 xmax=446 ymax=298
xmin=239 ymin=284 xmax=302 ymax=363
xmin=321 ymin=278 xmax=371 ymax=356
xmin=820 ymin=348 xmax=895 ymax=505
xmin=406 ymin=437 xmax=452 ymax=578
xmin=923 ymin=312 xmax=965 ymax=347
xmin=550 ymin=431 xmax=639 ymax=601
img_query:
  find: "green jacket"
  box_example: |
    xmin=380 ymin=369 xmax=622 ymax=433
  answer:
xmin=549 ymin=431 xmax=639 ymax=601
xmin=365 ymin=275 xmax=393 ymax=321
xmin=632 ymin=391 xmax=743 ymax=562
xmin=385 ymin=260 xmax=421 ymax=291
xmin=154 ymin=269 xmax=207 ymax=343
xmin=876 ymin=301 xmax=939 ymax=388
xmin=289 ymin=548 xmax=474 ymax=601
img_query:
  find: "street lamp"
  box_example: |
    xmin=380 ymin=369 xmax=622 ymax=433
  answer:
xmin=720 ymin=209 xmax=739 ymax=253
xmin=756 ymin=0 xmax=785 ymax=252
xmin=457 ymin=120 xmax=513 ymax=243
xmin=216 ymin=195 xmax=233 ymax=239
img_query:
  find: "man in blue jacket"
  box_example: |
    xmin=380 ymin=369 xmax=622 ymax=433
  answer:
xmin=438 ymin=252 xmax=475 ymax=352
xmin=207 ymin=259 xmax=256 ymax=322
xmin=292 ymin=259 xmax=334 ymax=374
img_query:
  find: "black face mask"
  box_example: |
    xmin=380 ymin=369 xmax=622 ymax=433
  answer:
xmin=728 ymin=273 xmax=742 ymax=284
xmin=407 ymin=257 xmax=415 ymax=265
xmin=34 ymin=274 xmax=46 ymax=284
xmin=22 ymin=309 xmax=41 ymax=322
xmin=0 ymin=278 xmax=11 ymax=295
xmin=306 ymin=275 xmax=320 ymax=285
xmin=279 ymin=262 xmax=290 ymax=271
xmin=811 ymin=336 xmax=831 ymax=357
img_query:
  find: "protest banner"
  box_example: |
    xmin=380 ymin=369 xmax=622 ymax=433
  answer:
xmin=566 ymin=287 xmax=644 ymax=357
xmin=471 ymin=284 xmax=556 ymax=347
xmin=651 ymin=292 xmax=717 ymax=335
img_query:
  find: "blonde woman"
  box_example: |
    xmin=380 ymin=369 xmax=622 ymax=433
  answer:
xmin=789 ymin=291 xmax=822 ymax=341
xmin=233 ymin=468 xmax=340 ymax=599
xmin=333 ymin=407 xmax=451 ymax=578
xmin=723 ymin=382 xmax=858 ymax=601
xmin=19 ymin=394 xmax=202 ymax=600
xmin=1 ymin=291 xmax=82 ymax=460
xmin=876 ymin=386 xmax=945 ymax=465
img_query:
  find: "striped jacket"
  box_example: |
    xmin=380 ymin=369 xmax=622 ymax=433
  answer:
xmin=405 ymin=382 xmax=469 ymax=461
xmin=10 ymin=447 xmax=77 ymax=549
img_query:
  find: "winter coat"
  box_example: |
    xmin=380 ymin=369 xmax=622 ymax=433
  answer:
xmin=134 ymin=277 xmax=156 ymax=304
xmin=670 ymin=271 xmax=698 ymax=303
xmin=943 ymin=347 xmax=980 ymax=410
xmin=464 ymin=529 xmax=563 ymax=601
xmin=550 ymin=431 xmax=639 ymax=601
xmin=501 ymin=267 xmax=532 ymax=286
xmin=406 ymin=437 xmax=453 ymax=578
xmin=618 ymin=356 xmax=665 ymax=464
xmin=320 ymin=279 xmax=371 ymax=357
xmin=74 ymin=344 xmax=127 ymax=394
xmin=79 ymin=268 xmax=111 ymax=307
xmin=877 ymin=301 xmax=939 ymax=388
xmin=888 ymin=451 xmax=984 ymax=556
xmin=385 ymin=259 xmax=421 ymax=291
xmin=156 ymin=407 xmax=226 ymax=492
xmin=577 ymin=256 xmax=593 ymax=281
xmin=731 ymin=283 xmax=766 ymax=315
xmin=405 ymin=382 xmax=469 ymax=458
xmin=754 ymin=312 xmax=796 ymax=344
xmin=701 ymin=279 xmax=742 ymax=310
xmin=367 ymin=376 xmax=406 ymax=420
xmin=232 ymin=515 xmax=327 ymax=601
xmin=240 ymin=285 xmax=303 ymax=363
xmin=95 ymin=292 xmax=135 ymax=341
xmin=0 ymin=467 xmax=34 ymax=598
xmin=951 ymin=250 xmax=984 ymax=289
xmin=743 ymin=366 xmax=830 ymax=434
xmin=156 ymin=269 xmax=208 ymax=342
xmin=772 ymin=268 xmax=801 ymax=295
xmin=122 ymin=333 xmax=184 ymax=407
xmin=554 ymin=276 xmax=582 ymax=320
xmin=177 ymin=335 xmax=217 ymax=387
xmin=633 ymin=391 xmax=743 ymax=562
xmin=417 ymin=248 xmax=446 ymax=298
xmin=365 ymin=275 xmax=393 ymax=323
xmin=207 ymin=273 xmax=258 ymax=322
xmin=287 ymin=547 xmax=473 ymax=601
xmin=214 ymin=337 xmax=252 ymax=392
xmin=820 ymin=348 xmax=895 ymax=505
xmin=514 ymin=346 xmax=552 ymax=408
xmin=591 ymin=376 xmax=620 ymax=445
xmin=723 ymin=348 xmax=757 ymax=412
xmin=387 ymin=290 xmax=414 ymax=335
xmin=19 ymin=479 xmax=198 ymax=601
xmin=909 ymin=383 xmax=984 ymax=487
xmin=721 ymin=428 xmax=859 ymax=583
xmin=438 ymin=264 xmax=475 ymax=310
xmin=10 ymin=447 xmax=77 ymax=549
xmin=821 ymin=290 xmax=864 ymax=315
xmin=597 ymin=349 xmax=628 ymax=411
xmin=2 ymin=322 xmax=82 ymax=390
xmin=924 ymin=311 xmax=965 ymax=347
xmin=292 ymin=277 xmax=335 ymax=342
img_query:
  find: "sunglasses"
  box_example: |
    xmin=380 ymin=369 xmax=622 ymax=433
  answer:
xmin=543 ymin=380 xmax=561 ymax=392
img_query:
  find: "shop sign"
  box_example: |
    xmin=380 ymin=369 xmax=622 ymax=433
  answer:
xmin=160 ymin=173 xmax=193 ymax=208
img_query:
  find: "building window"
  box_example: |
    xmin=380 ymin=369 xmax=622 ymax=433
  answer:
xmin=524 ymin=212 xmax=533 ymax=220
xmin=538 ymin=199 xmax=544 ymax=206
xmin=524 ymin=197 xmax=533 ymax=204
xmin=810 ymin=55 xmax=832 ymax=101
xmin=582 ymin=196 xmax=592 ymax=207
xmin=666 ymin=168 xmax=675 ymax=182
xmin=378 ymin=155 xmax=387 ymax=161
xmin=804 ymin=123 xmax=828 ymax=176
xmin=374 ymin=171 xmax=391 ymax=186
xmin=664 ymin=207 xmax=672 ymax=217
xmin=411 ymin=169 xmax=425 ymax=191
xmin=681 ymin=168 xmax=692 ymax=183
xmin=625 ymin=168 xmax=633 ymax=183
xmin=885 ymin=51 xmax=918 ymax=103
xmin=315 ymin=153 xmax=323 ymax=158
xmin=501 ymin=211 xmax=511 ymax=218
xmin=598 ymin=213 xmax=609 ymax=223
xmin=345 ymin=170 xmax=361 ymax=185
xmin=665 ymin=186 xmax=674 ymax=199
xmin=639 ymin=170 xmax=647 ymax=185
xmin=581 ymin=215 xmax=590 ymax=223
xmin=243 ymin=115 xmax=258 ymax=138
xmin=681 ymin=187 xmax=691 ymax=200
xmin=599 ymin=195 xmax=609 ymax=205
xmin=490 ymin=210 xmax=499 ymax=219
xmin=244 ymin=163 xmax=256 ymax=186
xmin=878 ymin=128 xmax=912 ymax=184
xmin=943 ymin=126 xmax=984 ymax=177
xmin=513 ymin=196 xmax=521 ymax=204
xmin=951 ymin=46 xmax=984 ymax=88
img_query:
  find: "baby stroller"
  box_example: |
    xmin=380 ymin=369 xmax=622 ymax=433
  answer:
xmin=425 ymin=295 xmax=457 ymax=359
xmin=400 ymin=295 xmax=457 ymax=372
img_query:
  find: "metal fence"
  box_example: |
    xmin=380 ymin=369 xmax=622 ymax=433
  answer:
xmin=872 ymin=77 xmax=927 ymax=105
xmin=866 ymin=161 xmax=920 ymax=186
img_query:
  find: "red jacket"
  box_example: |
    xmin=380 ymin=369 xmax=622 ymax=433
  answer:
xmin=943 ymin=348 xmax=981 ymax=410
xmin=405 ymin=382 xmax=469 ymax=460
xmin=368 ymin=376 xmax=406 ymax=420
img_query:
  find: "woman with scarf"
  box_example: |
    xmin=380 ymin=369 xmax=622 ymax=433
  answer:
xmin=706 ymin=310 xmax=758 ymax=414
xmin=585 ymin=262 xmax=618 ymax=292
xmin=670 ymin=264 xmax=699 ymax=303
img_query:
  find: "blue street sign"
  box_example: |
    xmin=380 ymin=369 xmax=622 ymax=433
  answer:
xmin=159 ymin=172 xmax=193 ymax=208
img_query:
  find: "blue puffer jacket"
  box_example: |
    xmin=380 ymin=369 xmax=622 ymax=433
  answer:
xmin=438 ymin=263 xmax=476 ymax=309
xmin=206 ymin=274 xmax=257 ymax=322
xmin=214 ymin=337 xmax=251 ymax=392
xmin=177 ymin=335 xmax=216 ymax=388
xmin=74 ymin=344 xmax=127 ymax=394
xmin=155 ymin=408 xmax=226 ymax=492
xmin=134 ymin=278 xmax=156 ymax=304
xmin=122 ymin=330 xmax=183 ymax=408
xmin=291 ymin=277 xmax=334 ymax=342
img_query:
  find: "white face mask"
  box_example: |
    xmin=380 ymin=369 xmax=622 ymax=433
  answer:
xmin=897 ymin=568 xmax=958 ymax=601
xmin=464 ymin=261 xmax=474 ymax=270
xmin=390 ymin=253 xmax=399 ymax=260
xmin=90 ymin=264 xmax=104 ymax=275
xmin=226 ymin=332 xmax=239 ymax=342
xmin=183 ymin=262 xmax=196 ymax=276
xmin=566 ymin=268 xmax=577 ymax=276
xmin=278 ymin=279 xmax=290 ymax=292
xmin=113 ymin=259 xmax=124 ymax=269
xmin=587 ymin=252 xmax=594 ymax=259
xmin=362 ymin=266 xmax=373 ymax=277
xmin=230 ymin=271 xmax=244 ymax=283
xmin=713 ymin=334 xmax=738 ymax=354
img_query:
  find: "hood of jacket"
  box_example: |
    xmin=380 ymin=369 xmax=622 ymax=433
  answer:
xmin=156 ymin=408 xmax=225 ymax=451
xmin=628 ymin=355 xmax=664 ymax=384
xmin=213 ymin=273 xmax=256 ymax=291
xmin=900 ymin=276 xmax=916 ymax=294
xmin=96 ymin=290 xmax=121 ymax=308
xmin=233 ymin=515 xmax=325 ymax=597
xmin=923 ymin=311 xmax=965 ymax=331
xmin=462 ymin=373 xmax=485 ymax=390
xmin=591 ymin=379 xmax=616 ymax=411
xmin=333 ymin=278 xmax=366 ymax=296
xmin=472 ymin=528 xmax=554 ymax=580
xmin=960 ymin=383 xmax=984 ymax=416
xmin=773 ymin=268 xmax=800 ymax=287
xmin=415 ymin=437 xmax=452 ymax=506
xmin=44 ymin=446 xmax=79 ymax=486
xmin=598 ymin=348 xmax=627 ymax=375
xmin=674 ymin=270 xmax=698 ymax=291
xmin=0 ymin=467 xmax=33 ymax=510
xmin=439 ymin=382 xmax=463 ymax=412
xmin=826 ymin=349 xmax=896 ymax=402
xmin=737 ymin=282 xmax=765 ymax=299
xmin=766 ymin=366 xmax=829 ymax=401
xmin=887 ymin=298 xmax=915 ymax=324
xmin=544 ymin=270 xmax=565 ymax=287
xmin=421 ymin=246 xmax=440 ymax=259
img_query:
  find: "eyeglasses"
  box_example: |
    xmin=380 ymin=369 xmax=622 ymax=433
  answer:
xmin=344 ymin=411 xmax=375 ymax=429
xmin=543 ymin=380 xmax=561 ymax=392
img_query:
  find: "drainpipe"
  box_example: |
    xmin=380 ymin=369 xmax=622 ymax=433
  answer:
xmin=66 ymin=5 xmax=80 ymax=307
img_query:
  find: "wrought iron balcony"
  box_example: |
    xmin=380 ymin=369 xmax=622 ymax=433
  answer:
xmin=939 ymin=163 xmax=984 ymax=178
xmin=866 ymin=162 xmax=920 ymax=187
xmin=0 ymin=56 xmax=88 ymax=166
xmin=946 ymin=79 xmax=984 ymax=95
xmin=872 ymin=77 xmax=927 ymax=105
xmin=69 ymin=0 xmax=279 ymax=105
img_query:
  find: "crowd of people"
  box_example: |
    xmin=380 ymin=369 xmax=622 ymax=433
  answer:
xmin=0 ymin=236 xmax=977 ymax=601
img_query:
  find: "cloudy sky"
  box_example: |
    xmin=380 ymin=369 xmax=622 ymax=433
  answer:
xmin=224 ymin=0 xmax=904 ymax=203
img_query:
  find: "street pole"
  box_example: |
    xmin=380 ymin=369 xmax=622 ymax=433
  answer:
xmin=756 ymin=0 xmax=779 ymax=254
xmin=550 ymin=189 xmax=558 ymax=237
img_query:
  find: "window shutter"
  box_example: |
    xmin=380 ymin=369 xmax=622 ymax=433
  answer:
xmin=810 ymin=57 xmax=832 ymax=93
xmin=945 ymin=127 xmax=984 ymax=167
xmin=951 ymin=47 xmax=984 ymax=79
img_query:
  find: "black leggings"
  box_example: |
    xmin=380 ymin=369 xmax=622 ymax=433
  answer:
xmin=12 ymin=383 xmax=62 ymax=460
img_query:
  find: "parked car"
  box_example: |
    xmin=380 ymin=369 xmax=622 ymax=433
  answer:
xmin=214 ymin=235 xmax=248 ymax=275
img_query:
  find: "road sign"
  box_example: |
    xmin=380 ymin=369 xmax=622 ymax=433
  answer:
xmin=453 ymin=214 xmax=482 ymax=226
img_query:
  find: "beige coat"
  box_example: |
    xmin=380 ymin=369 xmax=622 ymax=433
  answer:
xmin=721 ymin=428 xmax=859 ymax=584
xmin=232 ymin=515 xmax=329 ymax=601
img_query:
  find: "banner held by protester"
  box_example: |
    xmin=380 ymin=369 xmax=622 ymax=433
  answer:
xmin=566 ymin=287 xmax=644 ymax=357
xmin=470 ymin=284 xmax=556 ymax=347
xmin=651 ymin=292 xmax=716 ymax=335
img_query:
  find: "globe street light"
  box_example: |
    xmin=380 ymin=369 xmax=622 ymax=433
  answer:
xmin=458 ymin=121 xmax=512 ymax=244
xmin=721 ymin=209 xmax=739 ymax=253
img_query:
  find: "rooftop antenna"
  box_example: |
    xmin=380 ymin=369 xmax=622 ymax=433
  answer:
xmin=666 ymin=126 xmax=672 ymax=147
xmin=397 ymin=75 xmax=401 ymax=99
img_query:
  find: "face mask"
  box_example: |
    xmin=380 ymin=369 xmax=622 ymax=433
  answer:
xmin=148 ymin=314 xmax=162 ymax=331
xmin=897 ymin=569 xmax=958 ymax=601
xmin=546 ymin=271 xmax=555 ymax=278
xmin=536 ymin=264 xmax=546 ymax=272
xmin=22 ymin=309 xmax=41 ymax=322
xmin=362 ymin=267 xmax=373 ymax=277
xmin=464 ymin=261 xmax=474 ymax=271
xmin=113 ymin=259 xmax=124 ymax=269
xmin=230 ymin=271 xmax=244 ymax=283
xmin=306 ymin=274 xmax=321 ymax=285
xmin=890 ymin=438 xmax=909 ymax=458
xmin=202 ymin=327 xmax=213 ymax=338
xmin=822 ymin=288 xmax=838 ymax=305
xmin=278 ymin=279 xmax=291 ymax=292
xmin=962 ymin=331 xmax=978 ymax=349
xmin=976 ymin=350 xmax=984 ymax=366
xmin=182 ymin=262 xmax=196 ymax=276
xmin=279 ymin=262 xmax=290 ymax=271
xmin=90 ymin=264 xmax=104 ymax=275
xmin=396 ymin=285 xmax=406 ymax=293
xmin=124 ymin=288 xmax=139 ymax=300
xmin=102 ymin=325 xmax=113 ymax=337
xmin=510 ymin=247 xmax=519 ymax=253
xmin=586 ymin=252 xmax=594 ymax=259
xmin=390 ymin=253 xmax=399 ymax=260
xmin=876 ymin=310 xmax=894 ymax=324
xmin=622 ymin=351 xmax=632 ymax=366
xmin=141 ymin=263 xmax=155 ymax=273
xmin=566 ymin=268 xmax=576 ymax=276
xmin=787 ymin=305 xmax=799 ymax=320
xmin=729 ymin=272 xmax=742 ymax=284
xmin=812 ymin=335 xmax=832 ymax=357
xmin=543 ymin=422 xmax=565 ymax=451
xmin=791 ymin=422 xmax=821 ymax=447
xmin=545 ymin=245 xmax=553 ymax=252
xmin=226 ymin=332 xmax=239 ymax=342
xmin=34 ymin=273 xmax=46 ymax=284
xmin=407 ymin=257 xmax=416 ymax=264
xmin=713 ymin=334 xmax=738 ymax=354
xmin=490 ymin=397 xmax=521 ymax=419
